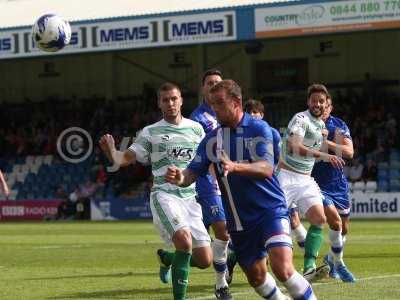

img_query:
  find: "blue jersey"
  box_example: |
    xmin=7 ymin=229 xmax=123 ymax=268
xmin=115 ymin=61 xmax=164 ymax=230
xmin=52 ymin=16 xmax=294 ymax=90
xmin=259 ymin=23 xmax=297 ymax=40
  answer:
xmin=312 ymin=115 xmax=352 ymax=196
xmin=188 ymin=113 xmax=288 ymax=233
xmin=190 ymin=103 xmax=220 ymax=196
xmin=271 ymin=127 xmax=281 ymax=167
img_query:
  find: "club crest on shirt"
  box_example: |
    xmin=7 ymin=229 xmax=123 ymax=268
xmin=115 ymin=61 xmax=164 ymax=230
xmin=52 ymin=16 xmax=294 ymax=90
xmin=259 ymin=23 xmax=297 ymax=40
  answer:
xmin=211 ymin=205 xmax=220 ymax=216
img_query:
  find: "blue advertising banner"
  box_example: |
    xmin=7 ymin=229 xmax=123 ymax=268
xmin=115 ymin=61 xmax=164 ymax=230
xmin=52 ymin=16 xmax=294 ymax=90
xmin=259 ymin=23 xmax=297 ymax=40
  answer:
xmin=91 ymin=195 xmax=152 ymax=220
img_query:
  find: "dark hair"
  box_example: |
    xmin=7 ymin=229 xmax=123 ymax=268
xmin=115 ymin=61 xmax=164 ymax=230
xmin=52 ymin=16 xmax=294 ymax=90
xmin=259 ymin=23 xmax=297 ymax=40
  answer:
xmin=157 ymin=82 xmax=181 ymax=100
xmin=307 ymin=83 xmax=330 ymax=99
xmin=201 ymin=69 xmax=223 ymax=86
xmin=210 ymin=79 xmax=242 ymax=102
xmin=244 ymin=99 xmax=264 ymax=114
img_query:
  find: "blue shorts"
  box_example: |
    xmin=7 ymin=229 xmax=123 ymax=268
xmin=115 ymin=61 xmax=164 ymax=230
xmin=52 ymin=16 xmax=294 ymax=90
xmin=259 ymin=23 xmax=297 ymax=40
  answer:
xmin=196 ymin=194 xmax=226 ymax=228
xmin=322 ymin=191 xmax=350 ymax=216
xmin=229 ymin=215 xmax=292 ymax=269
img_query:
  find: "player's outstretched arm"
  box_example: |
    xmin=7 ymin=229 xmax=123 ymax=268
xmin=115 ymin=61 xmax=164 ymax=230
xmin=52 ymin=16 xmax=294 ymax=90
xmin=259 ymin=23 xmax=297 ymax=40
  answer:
xmin=0 ymin=170 xmax=10 ymax=198
xmin=165 ymin=166 xmax=198 ymax=187
xmin=220 ymin=151 xmax=273 ymax=178
xmin=324 ymin=135 xmax=354 ymax=159
xmin=288 ymin=134 xmax=345 ymax=169
xmin=99 ymin=134 xmax=136 ymax=168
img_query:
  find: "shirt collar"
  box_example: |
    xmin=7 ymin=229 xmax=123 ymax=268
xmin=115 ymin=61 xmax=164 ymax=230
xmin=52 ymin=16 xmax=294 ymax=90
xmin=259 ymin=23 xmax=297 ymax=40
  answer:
xmin=237 ymin=112 xmax=251 ymax=127
xmin=201 ymin=102 xmax=215 ymax=116
xmin=325 ymin=115 xmax=333 ymax=125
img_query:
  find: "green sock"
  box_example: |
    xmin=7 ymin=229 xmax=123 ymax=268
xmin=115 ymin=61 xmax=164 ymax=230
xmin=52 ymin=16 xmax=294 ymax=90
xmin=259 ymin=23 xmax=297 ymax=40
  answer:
xmin=160 ymin=250 xmax=198 ymax=268
xmin=304 ymin=225 xmax=323 ymax=271
xmin=172 ymin=250 xmax=191 ymax=300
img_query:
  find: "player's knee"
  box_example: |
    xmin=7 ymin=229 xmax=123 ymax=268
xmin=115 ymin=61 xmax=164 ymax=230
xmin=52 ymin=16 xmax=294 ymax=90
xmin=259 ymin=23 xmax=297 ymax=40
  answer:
xmin=197 ymin=258 xmax=212 ymax=269
xmin=197 ymin=250 xmax=213 ymax=269
xmin=271 ymin=263 xmax=293 ymax=282
xmin=172 ymin=230 xmax=192 ymax=251
xmin=192 ymin=245 xmax=213 ymax=269
xmin=270 ymin=255 xmax=294 ymax=282
xmin=247 ymin=273 xmax=266 ymax=287
xmin=214 ymin=230 xmax=230 ymax=241
xmin=309 ymin=214 xmax=326 ymax=226
xmin=212 ymin=221 xmax=230 ymax=241
xmin=328 ymin=217 xmax=342 ymax=231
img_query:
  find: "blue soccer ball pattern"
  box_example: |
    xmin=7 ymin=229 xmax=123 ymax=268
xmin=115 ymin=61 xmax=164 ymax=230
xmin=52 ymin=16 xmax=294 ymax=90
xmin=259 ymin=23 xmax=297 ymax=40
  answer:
xmin=32 ymin=14 xmax=71 ymax=52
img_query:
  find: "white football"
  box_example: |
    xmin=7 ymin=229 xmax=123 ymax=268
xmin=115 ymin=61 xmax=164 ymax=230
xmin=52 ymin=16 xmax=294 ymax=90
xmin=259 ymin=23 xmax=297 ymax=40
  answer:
xmin=32 ymin=14 xmax=71 ymax=52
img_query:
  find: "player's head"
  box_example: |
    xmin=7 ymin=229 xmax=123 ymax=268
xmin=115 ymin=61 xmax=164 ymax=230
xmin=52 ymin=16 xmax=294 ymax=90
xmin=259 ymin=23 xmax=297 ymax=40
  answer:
xmin=322 ymin=95 xmax=333 ymax=121
xmin=157 ymin=82 xmax=183 ymax=120
xmin=244 ymin=99 xmax=264 ymax=119
xmin=307 ymin=83 xmax=329 ymax=118
xmin=209 ymin=79 xmax=242 ymax=126
xmin=202 ymin=69 xmax=223 ymax=105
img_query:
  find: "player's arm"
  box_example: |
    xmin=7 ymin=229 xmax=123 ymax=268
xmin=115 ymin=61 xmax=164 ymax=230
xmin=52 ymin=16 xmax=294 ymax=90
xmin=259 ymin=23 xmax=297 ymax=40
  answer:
xmin=323 ymin=134 xmax=354 ymax=159
xmin=288 ymin=133 xmax=326 ymax=159
xmin=165 ymin=167 xmax=198 ymax=187
xmin=99 ymin=134 xmax=136 ymax=167
xmin=219 ymin=151 xmax=273 ymax=178
xmin=288 ymin=133 xmax=345 ymax=169
xmin=0 ymin=170 xmax=10 ymax=197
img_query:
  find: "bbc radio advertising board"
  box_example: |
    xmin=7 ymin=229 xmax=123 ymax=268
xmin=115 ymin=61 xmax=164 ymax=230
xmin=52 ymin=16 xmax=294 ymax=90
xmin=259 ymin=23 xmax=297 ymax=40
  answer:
xmin=0 ymin=11 xmax=236 ymax=59
xmin=255 ymin=0 xmax=400 ymax=38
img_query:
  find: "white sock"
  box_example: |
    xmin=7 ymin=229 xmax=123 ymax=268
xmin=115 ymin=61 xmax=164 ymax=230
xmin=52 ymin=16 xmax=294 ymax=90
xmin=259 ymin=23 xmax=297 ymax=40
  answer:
xmin=283 ymin=271 xmax=316 ymax=300
xmin=212 ymin=238 xmax=229 ymax=289
xmin=329 ymin=228 xmax=344 ymax=265
xmin=342 ymin=235 xmax=347 ymax=245
xmin=292 ymin=223 xmax=307 ymax=251
xmin=255 ymin=273 xmax=285 ymax=300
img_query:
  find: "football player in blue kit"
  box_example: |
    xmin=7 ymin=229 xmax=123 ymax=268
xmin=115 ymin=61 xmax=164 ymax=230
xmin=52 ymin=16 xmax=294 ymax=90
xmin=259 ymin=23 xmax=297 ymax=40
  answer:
xmin=312 ymin=96 xmax=356 ymax=282
xmin=190 ymin=69 xmax=233 ymax=299
xmin=225 ymin=98 xmax=283 ymax=284
xmin=166 ymin=80 xmax=317 ymax=300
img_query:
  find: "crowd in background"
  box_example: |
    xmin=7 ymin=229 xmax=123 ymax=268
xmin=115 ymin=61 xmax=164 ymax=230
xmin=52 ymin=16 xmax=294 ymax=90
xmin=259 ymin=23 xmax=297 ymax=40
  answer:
xmin=0 ymin=84 xmax=399 ymax=200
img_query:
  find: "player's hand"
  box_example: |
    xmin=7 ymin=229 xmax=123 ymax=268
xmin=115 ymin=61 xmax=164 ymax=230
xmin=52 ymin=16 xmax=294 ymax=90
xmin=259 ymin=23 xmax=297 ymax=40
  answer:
xmin=219 ymin=150 xmax=236 ymax=176
xmin=165 ymin=166 xmax=184 ymax=186
xmin=321 ymin=129 xmax=329 ymax=139
xmin=99 ymin=134 xmax=116 ymax=154
xmin=2 ymin=185 xmax=10 ymax=198
xmin=326 ymin=154 xmax=345 ymax=169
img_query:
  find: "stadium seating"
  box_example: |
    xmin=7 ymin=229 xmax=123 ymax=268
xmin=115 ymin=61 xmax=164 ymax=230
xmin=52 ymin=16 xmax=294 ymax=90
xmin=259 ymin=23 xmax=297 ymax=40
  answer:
xmin=0 ymin=154 xmax=98 ymax=200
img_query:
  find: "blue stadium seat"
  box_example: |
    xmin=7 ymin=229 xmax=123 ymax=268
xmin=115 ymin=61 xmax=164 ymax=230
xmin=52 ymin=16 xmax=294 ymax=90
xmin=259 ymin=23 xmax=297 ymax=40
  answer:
xmin=390 ymin=161 xmax=400 ymax=169
xmin=389 ymin=169 xmax=400 ymax=179
xmin=15 ymin=157 xmax=26 ymax=164
xmin=390 ymin=149 xmax=400 ymax=160
xmin=378 ymin=162 xmax=390 ymax=170
xmin=377 ymin=180 xmax=389 ymax=192
xmin=378 ymin=170 xmax=388 ymax=180
xmin=390 ymin=179 xmax=400 ymax=192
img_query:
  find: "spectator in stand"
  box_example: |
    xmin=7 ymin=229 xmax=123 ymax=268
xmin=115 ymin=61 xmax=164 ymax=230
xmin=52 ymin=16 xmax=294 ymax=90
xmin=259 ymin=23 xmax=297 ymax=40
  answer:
xmin=349 ymin=158 xmax=364 ymax=182
xmin=96 ymin=165 xmax=107 ymax=185
xmin=362 ymin=159 xmax=377 ymax=182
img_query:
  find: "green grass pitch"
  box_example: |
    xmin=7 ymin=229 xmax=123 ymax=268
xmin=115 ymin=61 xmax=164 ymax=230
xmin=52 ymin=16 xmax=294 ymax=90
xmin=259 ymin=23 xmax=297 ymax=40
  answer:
xmin=0 ymin=220 xmax=399 ymax=299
